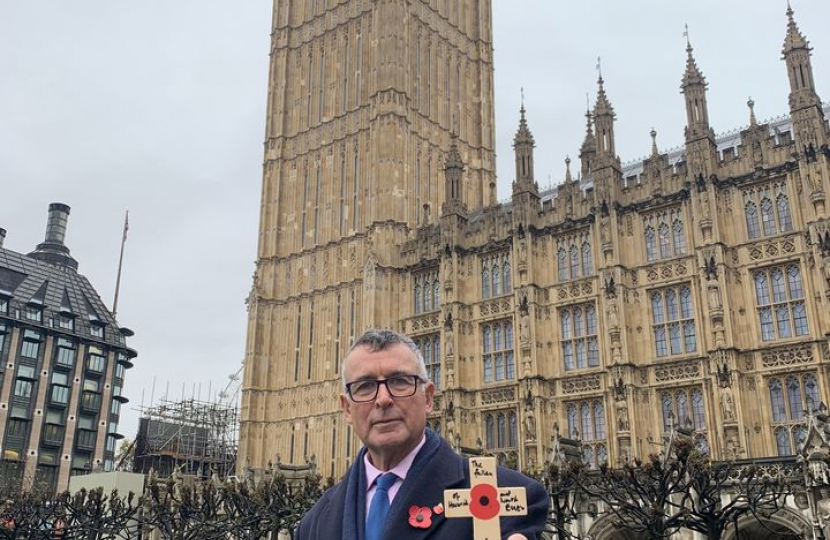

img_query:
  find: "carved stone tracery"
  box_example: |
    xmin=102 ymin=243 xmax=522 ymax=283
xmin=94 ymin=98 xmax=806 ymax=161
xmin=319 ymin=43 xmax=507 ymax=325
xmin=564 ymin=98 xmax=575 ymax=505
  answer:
xmin=561 ymin=374 xmax=602 ymax=395
xmin=654 ymin=360 xmax=700 ymax=382
xmin=481 ymin=387 xmax=516 ymax=405
xmin=761 ymin=343 xmax=815 ymax=368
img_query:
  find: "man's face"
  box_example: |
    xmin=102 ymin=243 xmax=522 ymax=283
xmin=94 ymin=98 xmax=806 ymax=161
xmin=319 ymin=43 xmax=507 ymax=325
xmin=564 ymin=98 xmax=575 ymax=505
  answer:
xmin=340 ymin=344 xmax=434 ymax=462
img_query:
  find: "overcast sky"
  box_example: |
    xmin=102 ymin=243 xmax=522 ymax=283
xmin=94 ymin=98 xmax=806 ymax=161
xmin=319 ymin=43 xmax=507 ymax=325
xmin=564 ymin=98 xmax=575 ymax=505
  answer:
xmin=1 ymin=1 xmax=828 ymax=439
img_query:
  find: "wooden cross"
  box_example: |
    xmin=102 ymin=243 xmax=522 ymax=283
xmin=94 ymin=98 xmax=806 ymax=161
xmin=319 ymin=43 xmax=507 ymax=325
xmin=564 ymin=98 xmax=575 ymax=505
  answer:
xmin=443 ymin=457 xmax=528 ymax=540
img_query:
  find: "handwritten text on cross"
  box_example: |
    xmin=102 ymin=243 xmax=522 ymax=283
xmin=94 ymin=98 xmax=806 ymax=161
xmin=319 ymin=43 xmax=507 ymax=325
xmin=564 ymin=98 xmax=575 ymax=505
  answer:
xmin=443 ymin=457 xmax=528 ymax=540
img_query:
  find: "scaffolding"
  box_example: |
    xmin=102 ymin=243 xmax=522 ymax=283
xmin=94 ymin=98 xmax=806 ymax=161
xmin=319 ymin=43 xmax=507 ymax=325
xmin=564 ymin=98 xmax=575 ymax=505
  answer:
xmin=133 ymin=397 xmax=239 ymax=480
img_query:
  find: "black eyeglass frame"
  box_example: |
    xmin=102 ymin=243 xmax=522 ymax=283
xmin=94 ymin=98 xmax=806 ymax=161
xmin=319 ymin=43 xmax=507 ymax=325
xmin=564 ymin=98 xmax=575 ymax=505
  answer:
xmin=345 ymin=375 xmax=425 ymax=402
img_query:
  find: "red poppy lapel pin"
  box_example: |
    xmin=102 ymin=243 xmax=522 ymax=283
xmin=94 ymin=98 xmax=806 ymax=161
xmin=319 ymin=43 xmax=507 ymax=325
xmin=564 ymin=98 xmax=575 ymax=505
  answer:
xmin=408 ymin=505 xmax=433 ymax=529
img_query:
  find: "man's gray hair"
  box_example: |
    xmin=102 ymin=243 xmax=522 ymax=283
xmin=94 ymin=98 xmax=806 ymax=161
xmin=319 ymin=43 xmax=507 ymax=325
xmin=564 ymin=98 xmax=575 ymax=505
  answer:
xmin=341 ymin=329 xmax=428 ymax=390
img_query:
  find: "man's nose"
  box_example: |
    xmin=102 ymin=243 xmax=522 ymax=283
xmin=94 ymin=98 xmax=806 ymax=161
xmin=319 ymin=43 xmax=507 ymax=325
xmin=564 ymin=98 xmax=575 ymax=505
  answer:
xmin=375 ymin=382 xmax=394 ymax=406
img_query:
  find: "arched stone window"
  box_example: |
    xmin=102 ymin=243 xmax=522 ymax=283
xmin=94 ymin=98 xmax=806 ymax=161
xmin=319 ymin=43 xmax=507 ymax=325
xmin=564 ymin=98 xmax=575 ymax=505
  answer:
xmin=643 ymin=207 xmax=685 ymax=261
xmin=768 ymin=373 xmax=817 ymax=455
xmin=753 ymin=264 xmax=808 ymax=341
xmin=556 ymin=231 xmax=592 ymax=281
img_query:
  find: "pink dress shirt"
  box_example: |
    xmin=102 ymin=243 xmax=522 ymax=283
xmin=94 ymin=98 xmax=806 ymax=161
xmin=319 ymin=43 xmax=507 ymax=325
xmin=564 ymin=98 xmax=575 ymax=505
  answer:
xmin=363 ymin=433 xmax=427 ymax=520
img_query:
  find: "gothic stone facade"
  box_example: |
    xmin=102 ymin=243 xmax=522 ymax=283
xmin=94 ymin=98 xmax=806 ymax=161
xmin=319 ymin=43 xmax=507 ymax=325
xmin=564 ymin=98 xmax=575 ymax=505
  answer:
xmin=240 ymin=1 xmax=830 ymax=502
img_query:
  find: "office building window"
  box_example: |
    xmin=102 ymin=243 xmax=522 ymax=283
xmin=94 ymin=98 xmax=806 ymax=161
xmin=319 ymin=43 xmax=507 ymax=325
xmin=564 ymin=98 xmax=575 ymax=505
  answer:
xmin=0 ymin=323 xmax=7 ymax=354
xmin=55 ymin=339 xmax=77 ymax=367
xmin=42 ymin=424 xmax=65 ymax=446
xmin=78 ymin=415 xmax=96 ymax=431
xmin=90 ymin=323 xmax=105 ymax=339
xmin=38 ymin=449 xmax=58 ymax=466
xmin=9 ymin=406 xmax=28 ymax=422
xmin=13 ymin=379 xmax=33 ymax=398
xmin=58 ymin=314 xmax=75 ymax=330
xmin=50 ymin=385 xmax=70 ymax=405
xmin=72 ymin=454 xmax=92 ymax=471
xmin=87 ymin=347 xmax=106 ymax=373
xmin=81 ymin=391 xmax=101 ymax=412
xmin=23 ymin=305 xmax=42 ymax=322
xmin=20 ymin=330 xmax=43 ymax=359
xmin=16 ymin=365 xmax=35 ymax=380
xmin=45 ymin=409 xmax=65 ymax=425
xmin=6 ymin=419 xmax=29 ymax=441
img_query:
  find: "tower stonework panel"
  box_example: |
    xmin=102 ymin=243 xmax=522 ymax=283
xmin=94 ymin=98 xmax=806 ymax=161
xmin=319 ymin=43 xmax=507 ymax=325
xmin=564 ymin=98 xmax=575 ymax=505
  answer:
xmin=259 ymin=0 xmax=495 ymax=260
xmin=241 ymin=0 xmax=496 ymax=475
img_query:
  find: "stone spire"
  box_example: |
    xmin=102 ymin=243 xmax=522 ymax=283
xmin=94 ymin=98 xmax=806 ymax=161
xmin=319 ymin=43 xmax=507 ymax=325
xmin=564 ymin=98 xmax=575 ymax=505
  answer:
xmin=590 ymin=70 xmax=622 ymax=205
xmin=443 ymin=133 xmax=465 ymax=211
xmin=682 ymin=38 xmax=707 ymax=88
xmin=579 ymin=108 xmax=596 ymax=178
xmin=560 ymin=157 xmax=575 ymax=220
xmin=593 ymin=75 xmax=617 ymax=159
xmin=565 ymin=156 xmax=573 ymax=184
xmin=514 ymin=100 xmax=535 ymax=146
xmin=681 ymin=35 xmax=713 ymax=143
xmin=748 ymin=97 xmax=757 ymax=126
xmin=593 ymin=75 xmax=615 ymax=119
xmin=782 ymin=2 xmax=809 ymax=54
xmin=782 ymin=3 xmax=821 ymax=111
xmin=781 ymin=2 xmax=827 ymax=214
xmin=645 ymin=129 xmax=668 ymax=197
xmin=513 ymin=101 xmax=538 ymax=196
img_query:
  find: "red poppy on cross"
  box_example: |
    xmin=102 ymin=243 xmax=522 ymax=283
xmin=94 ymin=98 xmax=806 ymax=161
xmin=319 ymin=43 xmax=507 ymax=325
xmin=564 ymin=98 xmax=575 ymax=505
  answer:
xmin=443 ymin=457 xmax=528 ymax=540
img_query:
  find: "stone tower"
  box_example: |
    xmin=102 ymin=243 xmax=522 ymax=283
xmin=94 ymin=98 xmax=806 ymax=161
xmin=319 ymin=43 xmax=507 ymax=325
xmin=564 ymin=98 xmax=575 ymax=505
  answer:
xmin=241 ymin=0 xmax=496 ymax=474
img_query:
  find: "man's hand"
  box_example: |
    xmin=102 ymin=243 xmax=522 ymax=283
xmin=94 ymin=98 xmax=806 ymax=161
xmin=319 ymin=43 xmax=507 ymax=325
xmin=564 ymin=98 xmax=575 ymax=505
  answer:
xmin=507 ymin=535 xmax=528 ymax=540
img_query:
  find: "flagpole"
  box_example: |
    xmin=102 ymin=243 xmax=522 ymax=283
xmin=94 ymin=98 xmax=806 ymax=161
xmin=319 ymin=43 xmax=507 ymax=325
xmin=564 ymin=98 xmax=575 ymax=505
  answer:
xmin=113 ymin=210 xmax=129 ymax=319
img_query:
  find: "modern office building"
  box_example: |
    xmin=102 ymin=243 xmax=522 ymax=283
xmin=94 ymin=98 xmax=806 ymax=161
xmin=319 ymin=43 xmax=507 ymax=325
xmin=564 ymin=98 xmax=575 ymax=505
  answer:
xmin=0 ymin=203 xmax=135 ymax=491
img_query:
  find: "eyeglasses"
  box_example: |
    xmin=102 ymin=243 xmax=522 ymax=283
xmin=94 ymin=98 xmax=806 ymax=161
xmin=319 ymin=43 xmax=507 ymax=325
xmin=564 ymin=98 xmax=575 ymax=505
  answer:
xmin=346 ymin=375 xmax=423 ymax=402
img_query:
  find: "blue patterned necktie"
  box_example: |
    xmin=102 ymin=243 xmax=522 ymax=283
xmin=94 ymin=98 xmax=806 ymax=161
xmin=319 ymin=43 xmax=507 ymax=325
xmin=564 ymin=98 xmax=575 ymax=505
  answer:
xmin=365 ymin=472 xmax=397 ymax=540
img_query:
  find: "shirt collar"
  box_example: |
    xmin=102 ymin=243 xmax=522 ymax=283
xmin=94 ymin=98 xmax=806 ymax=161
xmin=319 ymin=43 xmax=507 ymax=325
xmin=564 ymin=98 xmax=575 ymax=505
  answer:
xmin=364 ymin=433 xmax=427 ymax=490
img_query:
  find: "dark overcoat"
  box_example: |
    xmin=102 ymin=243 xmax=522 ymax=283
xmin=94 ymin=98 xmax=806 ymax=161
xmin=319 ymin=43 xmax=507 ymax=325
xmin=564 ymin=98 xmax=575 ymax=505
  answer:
xmin=295 ymin=430 xmax=548 ymax=540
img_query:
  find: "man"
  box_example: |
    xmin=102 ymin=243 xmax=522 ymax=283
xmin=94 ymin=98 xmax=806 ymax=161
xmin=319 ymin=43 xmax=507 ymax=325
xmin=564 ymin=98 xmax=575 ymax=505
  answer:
xmin=296 ymin=329 xmax=548 ymax=540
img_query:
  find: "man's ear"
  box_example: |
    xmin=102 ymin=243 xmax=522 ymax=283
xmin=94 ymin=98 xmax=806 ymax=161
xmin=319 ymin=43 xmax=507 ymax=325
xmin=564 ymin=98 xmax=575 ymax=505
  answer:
xmin=424 ymin=381 xmax=436 ymax=413
xmin=340 ymin=393 xmax=353 ymax=424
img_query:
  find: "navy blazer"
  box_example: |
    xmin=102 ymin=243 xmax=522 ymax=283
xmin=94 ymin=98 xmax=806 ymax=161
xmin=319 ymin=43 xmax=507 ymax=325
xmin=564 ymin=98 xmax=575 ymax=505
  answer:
xmin=295 ymin=435 xmax=549 ymax=540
